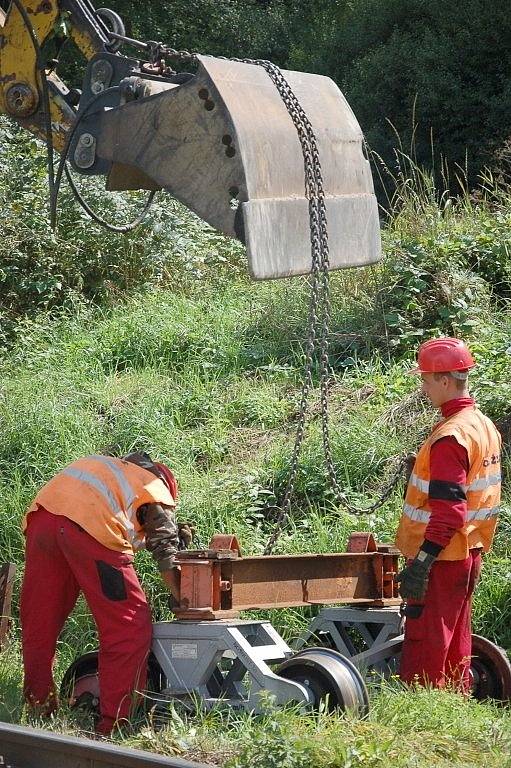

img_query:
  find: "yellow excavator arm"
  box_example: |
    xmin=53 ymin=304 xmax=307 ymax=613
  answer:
xmin=0 ymin=0 xmax=381 ymax=279
xmin=0 ymin=0 xmax=109 ymax=150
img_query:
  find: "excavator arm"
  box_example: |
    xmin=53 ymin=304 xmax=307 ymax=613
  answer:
xmin=0 ymin=0 xmax=381 ymax=278
xmin=0 ymin=0 xmax=110 ymax=149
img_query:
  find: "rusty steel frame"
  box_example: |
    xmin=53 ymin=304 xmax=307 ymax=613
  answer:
xmin=173 ymin=534 xmax=400 ymax=619
xmin=0 ymin=562 xmax=16 ymax=648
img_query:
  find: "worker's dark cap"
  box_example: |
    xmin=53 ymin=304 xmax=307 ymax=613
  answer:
xmin=123 ymin=450 xmax=160 ymax=478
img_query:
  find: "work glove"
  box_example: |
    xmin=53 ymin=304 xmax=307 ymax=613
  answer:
xmin=394 ymin=548 xmax=437 ymax=601
xmin=177 ymin=522 xmax=196 ymax=550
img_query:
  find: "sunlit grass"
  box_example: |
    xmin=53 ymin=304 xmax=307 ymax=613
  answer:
xmin=1 ymin=144 xmax=511 ymax=765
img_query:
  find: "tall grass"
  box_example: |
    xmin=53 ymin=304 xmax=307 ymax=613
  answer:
xmin=1 ymin=140 xmax=511 ymax=764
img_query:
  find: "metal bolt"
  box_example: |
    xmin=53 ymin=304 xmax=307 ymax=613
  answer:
xmin=79 ymin=133 xmax=94 ymax=147
xmin=91 ymin=59 xmax=113 ymax=90
xmin=5 ymin=82 xmax=37 ymax=117
xmin=74 ymin=133 xmax=96 ymax=169
xmin=92 ymin=62 xmax=109 ymax=79
xmin=91 ymin=81 xmax=105 ymax=95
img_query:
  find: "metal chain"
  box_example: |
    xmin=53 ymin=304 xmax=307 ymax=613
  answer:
xmin=247 ymin=60 xmax=338 ymax=553
xmin=241 ymin=61 xmax=410 ymax=548
xmin=108 ymin=36 xmax=409 ymax=549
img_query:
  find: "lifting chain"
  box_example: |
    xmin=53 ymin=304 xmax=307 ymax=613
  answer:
xmin=109 ymin=38 xmax=410 ymax=551
xmin=234 ymin=58 xmax=409 ymax=551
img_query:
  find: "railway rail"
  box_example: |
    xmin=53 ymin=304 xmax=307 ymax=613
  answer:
xmin=0 ymin=722 xmax=209 ymax=768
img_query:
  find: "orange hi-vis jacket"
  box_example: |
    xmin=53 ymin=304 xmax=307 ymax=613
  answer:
xmin=395 ymin=406 xmax=501 ymax=560
xmin=24 ymin=455 xmax=176 ymax=554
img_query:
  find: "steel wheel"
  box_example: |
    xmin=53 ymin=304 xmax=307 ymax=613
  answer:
xmin=277 ymin=647 xmax=369 ymax=715
xmin=470 ymin=634 xmax=511 ymax=702
xmin=60 ymin=652 xmax=100 ymax=714
xmin=372 ymin=633 xmax=511 ymax=703
xmin=60 ymin=651 xmax=165 ymax=715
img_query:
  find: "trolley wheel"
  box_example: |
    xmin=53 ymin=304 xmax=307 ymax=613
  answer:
xmin=60 ymin=651 xmax=165 ymax=715
xmin=60 ymin=652 xmax=100 ymax=714
xmin=371 ymin=633 xmax=511 ymax=703
xmin=277 ymin=647 xmax=369 ymax=715
xmin=470 ymin=634 xmax=511 ymax=702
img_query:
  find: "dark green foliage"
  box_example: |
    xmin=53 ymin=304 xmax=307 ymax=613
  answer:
xmin=286 ymin=1 xmax=511 ymax=189
xmin=57 ymin=0 xmax=298 ymax=84
xmin=377 ymin=239 xmax=490 ymax=352
xmin=0 ymin=119 xmax=244 ymax=348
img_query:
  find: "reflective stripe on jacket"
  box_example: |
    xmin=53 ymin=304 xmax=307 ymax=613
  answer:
xmin=24 ymin=455 xmax=176 ymax=553
xmin=395 ymin=407 xmax=501 ymax=560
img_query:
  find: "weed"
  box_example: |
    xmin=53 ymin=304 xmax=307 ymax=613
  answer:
xmin=1 ymin=131 xmax=511 ymax=767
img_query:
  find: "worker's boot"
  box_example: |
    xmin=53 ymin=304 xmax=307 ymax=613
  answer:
xmin=25 ymin=687 xmax=58 ymax=719
xmin=95 ymin=715 xmax=116 ymax=737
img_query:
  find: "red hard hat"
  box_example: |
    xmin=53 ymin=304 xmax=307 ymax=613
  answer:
xmin=409 ymin=337 xmax=475 ymax=374
xmin=154 ymin=462 xmax=179 ymax=502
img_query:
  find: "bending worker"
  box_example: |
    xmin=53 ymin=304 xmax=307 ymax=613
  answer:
xmin=20 ymin=451 xmax=185 ymax=735
xmin=395 ymin=337 xmax=501 ymax=691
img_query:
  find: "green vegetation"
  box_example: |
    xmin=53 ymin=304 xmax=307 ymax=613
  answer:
xmin=0 ymin=119 xmax=244 ymax=347
xmin=56 ymin=0 xmax=511 ymax=188
xmin=1 ymin=117 xmax=511 ymax=765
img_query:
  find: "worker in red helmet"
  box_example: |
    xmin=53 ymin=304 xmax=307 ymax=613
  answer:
xmin=395 ymin=338 xmax=501 ymax=692
xmin=20 ymin=451 xmax=190 ymax=735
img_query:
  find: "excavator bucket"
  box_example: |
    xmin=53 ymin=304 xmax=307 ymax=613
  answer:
xmin=97 ymin=56 xmax=381 ymax=279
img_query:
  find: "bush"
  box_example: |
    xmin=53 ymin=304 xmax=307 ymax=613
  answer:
xmin=0 ymin=119 xmax=245 ymax=348
xmin=287 ymin=0 xmax=511 ymax=190
xmin=377 ymin=239 xmax=491 ymax=352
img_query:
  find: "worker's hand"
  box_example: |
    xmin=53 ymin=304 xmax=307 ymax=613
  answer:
xmin=161 ymin=566 xmax=181 ymax=603
xmin=178 ymin=522 xmax=196 ymax=550
xmin=394 ymin=552 xmax=435 ymax=601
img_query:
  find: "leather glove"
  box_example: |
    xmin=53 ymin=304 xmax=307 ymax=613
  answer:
xmin=394 ymin=548 xmax=437 ymax=601
xmin=178 ymin=522 xmax=196 ymax=550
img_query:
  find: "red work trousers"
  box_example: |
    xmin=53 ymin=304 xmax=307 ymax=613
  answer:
xmin=399 ymin=549 xmax=481 ymax=692
xmin=20 ymin=507 xmax=153 ymax=734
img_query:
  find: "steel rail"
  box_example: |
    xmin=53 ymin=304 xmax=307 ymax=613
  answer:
xmin=0 ymin=722 xmax=208 ymax=768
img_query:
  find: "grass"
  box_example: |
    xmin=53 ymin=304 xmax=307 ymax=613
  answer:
xmin=1 ymin=141 xmax=511 ymax=764
xmin=1 ymin=651 xmax=511 ymax=768
xmin=0 ymin=277 xmax=510 ymax=765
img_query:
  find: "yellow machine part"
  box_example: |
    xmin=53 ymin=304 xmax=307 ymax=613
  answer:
xmin=0 ymin=1 xmax=103 ymax=151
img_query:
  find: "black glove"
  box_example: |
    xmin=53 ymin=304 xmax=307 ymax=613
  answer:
xmin=178 ymin=522 xmax=196 ymax=550
xmin=394 ymin=544 xmax=440 ymax=600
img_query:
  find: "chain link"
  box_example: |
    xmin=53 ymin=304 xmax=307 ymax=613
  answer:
xmin=240 ymin=60 xmax=409 ymax=550
xmin=118 ymin=39 xmax=408 ymax=551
